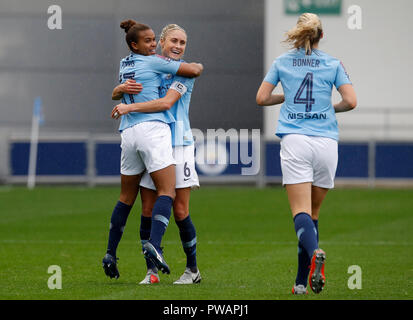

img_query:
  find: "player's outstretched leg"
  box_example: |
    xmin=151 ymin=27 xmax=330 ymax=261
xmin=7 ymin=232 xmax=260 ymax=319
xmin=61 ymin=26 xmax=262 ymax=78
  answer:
xmin=292 ymin=243 xmax=310 ymax=294
xmin=102 ymin=200 xmax=133 ymax=279
xmin=174 ymin=214 xmax=201 ymax=284
xmin=139 ymin=214 xmax=160 ymax=284
xmin=294 ymin=212 xmax=318 ymax=256
xmin=292 ymin=212 xmax=320 ymax=293
xmin=146 ymin=166 xmax=176 ymax=274
xmin=293 ymin=218 xmax=319 ymax=294
xmin=309 ymin=249 xmax=326 ymax=294
xmin=144 ymin=195 xmax=173 ymax=274
xmin=102 ymin=253 xmax=120 ymax=279
xmin=143 ymin=241 xmax=170 ymax=274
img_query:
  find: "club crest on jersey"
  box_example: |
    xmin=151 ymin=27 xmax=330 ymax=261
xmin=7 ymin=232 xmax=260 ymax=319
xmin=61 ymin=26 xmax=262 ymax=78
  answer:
xmin=165 ymin=74 xmax=173 ymax=80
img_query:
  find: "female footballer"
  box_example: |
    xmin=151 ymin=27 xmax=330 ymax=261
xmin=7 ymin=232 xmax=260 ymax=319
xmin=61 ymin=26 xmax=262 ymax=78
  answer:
xmin=256 ymin=13 xmax=357 ymax=294
xmin=112 ymin=24 xmax=201 ymax=285
xmin=102 ymin=20 xmax=203 ymax=279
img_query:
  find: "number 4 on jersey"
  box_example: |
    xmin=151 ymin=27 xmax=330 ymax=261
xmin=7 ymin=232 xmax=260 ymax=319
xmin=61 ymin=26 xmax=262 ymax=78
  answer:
xmin=294 ymin=72 xmax=315 ymax=112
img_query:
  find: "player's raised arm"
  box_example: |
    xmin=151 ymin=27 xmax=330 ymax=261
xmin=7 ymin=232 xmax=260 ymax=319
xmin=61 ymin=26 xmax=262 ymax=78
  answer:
xmin=176 ymin=62 xmax=204 ymax=78
xmin=334 ymin=84 xmax=357 ymax=113
xmin=111 ymin=79 xmax=143 ymax=100
xmin=256 ymin=81 xmax=285 ymax=106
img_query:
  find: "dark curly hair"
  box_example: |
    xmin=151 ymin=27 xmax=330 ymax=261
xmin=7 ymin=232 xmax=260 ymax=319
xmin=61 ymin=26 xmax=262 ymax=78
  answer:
xmin=120 ymin=19 xmax=151 ymax=52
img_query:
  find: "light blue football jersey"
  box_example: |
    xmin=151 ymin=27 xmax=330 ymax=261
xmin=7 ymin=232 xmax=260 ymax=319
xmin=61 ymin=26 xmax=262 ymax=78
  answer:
xmin=264 ymin=48 xmax=352 ymax=141
xmin=117 ymin=53 xmax=181 ymax=132
xmin=158 ymin=72 xmax=195 ymax=147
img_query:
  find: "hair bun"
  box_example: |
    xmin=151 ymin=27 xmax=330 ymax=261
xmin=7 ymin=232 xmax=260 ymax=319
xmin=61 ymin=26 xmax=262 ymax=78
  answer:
xmin=120 ymin=19 xmax=137 ymax=33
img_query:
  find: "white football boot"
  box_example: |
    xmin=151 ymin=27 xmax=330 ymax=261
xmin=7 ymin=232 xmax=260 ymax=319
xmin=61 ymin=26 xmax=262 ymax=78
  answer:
xmin=173 ymin=268 xmax=202 ymax=284
xmin=292 ymin=284 xmax=308 ymax=295
xmin=139 ymin=269 xmax=160 ymax=284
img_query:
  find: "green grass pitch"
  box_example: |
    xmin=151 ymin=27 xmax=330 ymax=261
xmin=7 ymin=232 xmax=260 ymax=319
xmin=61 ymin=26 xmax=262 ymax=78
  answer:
xmin=0 ymin=185 xmax=412 ymax=300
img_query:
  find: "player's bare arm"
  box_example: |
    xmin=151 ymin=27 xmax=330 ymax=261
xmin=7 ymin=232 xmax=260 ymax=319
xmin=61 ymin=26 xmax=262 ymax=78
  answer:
xmin=256 ymin=81 xmax=285 ymax=106
xmin=176 ymin=62 xmax=203 ymax=78
xmin=112 ymin=89 xmax=181 ymax=119
xmin=334 ymin=84 xmax=357 ymax=113
xmin=112 ymin=79 xmax=143 ymax=100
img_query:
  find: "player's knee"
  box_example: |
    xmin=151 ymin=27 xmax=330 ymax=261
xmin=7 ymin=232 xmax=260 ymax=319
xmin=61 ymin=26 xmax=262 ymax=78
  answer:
xmin=311 ymin=199 xmax=323 ymax=212
xmin=173 ymin=201 xmax=189 ymax=221
xmin=141 ymin=202 xmax=153 ymax=217
xmin=119 ymin=193 xmax=137 ymax=206
xmin=157 ymin=189 xmax=176 ymax=201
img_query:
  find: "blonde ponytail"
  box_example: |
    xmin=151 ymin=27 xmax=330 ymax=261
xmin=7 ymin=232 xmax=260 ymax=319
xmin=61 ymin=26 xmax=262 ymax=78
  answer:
xmin=284 ymin=13 xmax=323 ymax=55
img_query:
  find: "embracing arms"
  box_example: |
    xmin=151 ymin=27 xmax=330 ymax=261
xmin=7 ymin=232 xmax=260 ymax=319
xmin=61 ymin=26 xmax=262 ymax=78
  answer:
xmin=112 ymin=60 xmax=202 ymax=101
xmin=112 ymin=79 xmax=142 ymax=100
xmin=111 ymin=88 xmax=182 ymax=119
xmin=176 ymin=62 xmax=203 ymax=78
